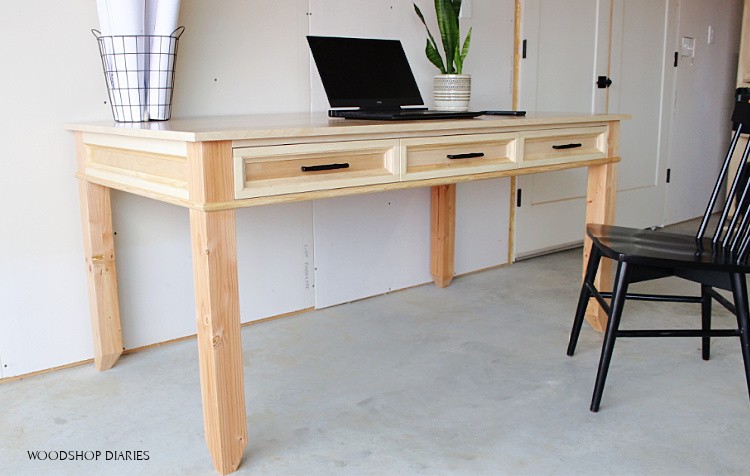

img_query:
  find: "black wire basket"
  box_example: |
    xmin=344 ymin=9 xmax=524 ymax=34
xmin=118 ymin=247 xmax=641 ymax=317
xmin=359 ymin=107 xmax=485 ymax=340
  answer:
xmin=93 ymin=26 xmax=184 ymax=122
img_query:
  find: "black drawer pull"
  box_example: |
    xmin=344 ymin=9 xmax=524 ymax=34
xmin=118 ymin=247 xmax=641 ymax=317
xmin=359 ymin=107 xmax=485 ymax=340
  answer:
xmin=300 ymin=163 xmax=350 ymax=172
xmin=447 ymin=152 xmax=485 ymax=160
xmin=552 ymin=143 xmax=582 ymax=150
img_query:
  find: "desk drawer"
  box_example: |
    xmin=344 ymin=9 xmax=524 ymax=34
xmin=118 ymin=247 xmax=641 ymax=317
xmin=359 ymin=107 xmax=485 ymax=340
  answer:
xmin=401 ymin=133 xmax=517 ymax=179
xmin=234 ymin=140 xmax=399 ymax=199
xmin=521 ymin=126 xmax=607 ymax=166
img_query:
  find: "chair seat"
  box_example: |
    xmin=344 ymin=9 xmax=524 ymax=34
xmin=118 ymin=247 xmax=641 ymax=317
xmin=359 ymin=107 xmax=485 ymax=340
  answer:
xmin=587 ymin=223 xmax=750 ymax=272
xmin=569 ymin=102 xmax=750 ymax=412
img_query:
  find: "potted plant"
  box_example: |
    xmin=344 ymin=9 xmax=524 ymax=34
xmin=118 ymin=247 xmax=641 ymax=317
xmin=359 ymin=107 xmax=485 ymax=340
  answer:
xmin=414 ymin=0 xmax=473 ymax=111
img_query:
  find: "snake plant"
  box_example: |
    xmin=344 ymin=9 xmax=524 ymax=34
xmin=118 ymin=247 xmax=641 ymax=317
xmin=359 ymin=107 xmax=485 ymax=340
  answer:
xmin=414 ymin=0 xmax=472 ymax=74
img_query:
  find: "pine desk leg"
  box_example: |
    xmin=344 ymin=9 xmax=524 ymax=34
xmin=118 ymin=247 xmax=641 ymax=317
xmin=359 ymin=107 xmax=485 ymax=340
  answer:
xmin=431 ymin=184 xmax=456 ymax=288
xmin=189 ymin=208 xmax=247 ymax=475
xmin=77 ymin=135 xmax=123 ymax=371
xmin=583 ymin=161 xmax=618 ymax=332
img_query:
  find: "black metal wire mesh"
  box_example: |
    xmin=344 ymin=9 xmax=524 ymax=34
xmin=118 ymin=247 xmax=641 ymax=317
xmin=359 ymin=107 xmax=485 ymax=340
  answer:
xmin=94 ymin=27 xmax=184 ymax=122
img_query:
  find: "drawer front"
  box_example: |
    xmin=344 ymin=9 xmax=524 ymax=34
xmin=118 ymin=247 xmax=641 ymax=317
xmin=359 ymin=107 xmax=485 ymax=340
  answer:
xmin=401 ymin=133 xmax=517 ymax=179
xmin=234 ymin=140 xmax=399 ymax=198
xmin=521 ymin=126 xmax=607 ymax=166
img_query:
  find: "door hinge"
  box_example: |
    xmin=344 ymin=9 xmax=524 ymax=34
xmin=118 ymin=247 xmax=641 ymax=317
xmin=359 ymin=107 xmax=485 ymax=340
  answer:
xmin=674 ymin=52 xmax=679 ymax=67
xmin=666 ymin=168 xmax=671 ymax=183
xmin=516 ymin=188 xmax=522 ymax=207
xmin=596 ymin=76 xmax=613 ymax=89
xmin=522 ymin=39 xmax=527 ymax=59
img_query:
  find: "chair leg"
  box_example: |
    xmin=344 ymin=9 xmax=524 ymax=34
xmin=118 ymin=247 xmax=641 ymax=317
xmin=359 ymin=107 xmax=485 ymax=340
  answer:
xmin=591 ymin=260 xmax=630 ymax=412
xmin=701 ymin=285 xmax=712 ymax=361
xmin=568 ymin=246 xmax=603 ymax=356
xmin=729 ymin=273 xmax=750 ymax=402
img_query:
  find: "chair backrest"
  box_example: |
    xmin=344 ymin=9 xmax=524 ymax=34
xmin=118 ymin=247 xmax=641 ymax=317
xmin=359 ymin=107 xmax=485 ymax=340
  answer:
xmin=696 ymin=101 xmax=750 ymax=262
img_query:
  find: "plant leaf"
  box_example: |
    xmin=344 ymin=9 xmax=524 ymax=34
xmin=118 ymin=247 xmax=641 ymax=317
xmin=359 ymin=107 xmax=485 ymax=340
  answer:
xmin=452 ymin=27 xmax=471 ymax=74
xmin=425 ymin=39 xmax=447 ymax=73
xmin=458 ymin=27 xmax=472 ymax=74
xmin=435 ymin=0 xmax=458 ymax=73
xmin=453 ymin=41 xmax=462 ymax=74
xmin=451 ymin=0 xmax=462 ymax=18
xmin=414 ymin=3 xmax=446 ymax=72
xmin=451 ymin=0 xmax=464 ymax=72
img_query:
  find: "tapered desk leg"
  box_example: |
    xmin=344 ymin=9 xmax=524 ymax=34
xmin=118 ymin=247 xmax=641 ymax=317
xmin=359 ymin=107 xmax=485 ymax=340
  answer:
xmin=78 ymin=181 xmax=124 ymax=370
xmin=431 ymin=184 xmax=456 ymax=288
xmin=584 ymin=162 xmax=618 ymax=332
xmin=77 ymin=134 xmax=123 ymax=371
xmin=189 ymin=208 xmax=247 ymax=475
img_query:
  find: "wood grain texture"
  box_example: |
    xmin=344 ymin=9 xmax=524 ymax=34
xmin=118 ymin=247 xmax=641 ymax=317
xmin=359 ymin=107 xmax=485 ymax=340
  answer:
xmin=189 ymin=208 xmax=247 ymax=475
xmin=188 ymin=141 xmax=247 ymax=473
xmin=521 ymin=126 xmax=607 ymax=165
xmin=431 ymin=184 xmax=457 ymax=287
xmin=401 ymin=133 xmax=516 ymax=179
xmin=584 ymin=162 xmax=617 ymax=332
xmin=74 ymin=115 xmax=625 ymax=213
xmin=188 ymin=141 xmax=235 ymax=205
xmin=66 ymin=112 xmax=630 ymax=143
xmin=583 ymin=121 xmax=620 ymax=331
xmin=76 ymin=133 xmax=123 ymax=370
xmin=202 ymin=156 xmax=620 ymax=212
xmin=234 ymin=139 xmax=399 ymax=199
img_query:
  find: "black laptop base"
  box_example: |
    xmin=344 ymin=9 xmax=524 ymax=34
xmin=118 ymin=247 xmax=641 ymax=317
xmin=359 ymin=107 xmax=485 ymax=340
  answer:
xmin=329 ymin=109 xmax=484 ymax=121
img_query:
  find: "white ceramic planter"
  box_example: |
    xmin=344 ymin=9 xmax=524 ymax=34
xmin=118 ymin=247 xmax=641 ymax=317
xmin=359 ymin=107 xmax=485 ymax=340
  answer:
xmin=433 ymin=74 xmax=471 ymax=112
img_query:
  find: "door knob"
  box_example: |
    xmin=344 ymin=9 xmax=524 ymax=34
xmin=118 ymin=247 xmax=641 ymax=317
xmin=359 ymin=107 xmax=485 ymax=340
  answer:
xmin=596 ymin=76 xmax=613 ymax=89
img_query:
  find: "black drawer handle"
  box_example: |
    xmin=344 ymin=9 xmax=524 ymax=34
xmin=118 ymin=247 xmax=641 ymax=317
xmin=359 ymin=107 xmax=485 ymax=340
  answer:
xmin=552 ymin=143 xmax=582 ymax=150
xmin=300 ymin=163 xmax=350 ymax=172
xmin=447 ymin=152 xmax=485 ymax=160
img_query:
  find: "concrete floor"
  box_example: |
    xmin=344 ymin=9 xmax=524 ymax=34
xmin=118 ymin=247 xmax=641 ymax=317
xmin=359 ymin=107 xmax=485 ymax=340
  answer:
xmin=2 ymin=244 xmax=750 ymax=475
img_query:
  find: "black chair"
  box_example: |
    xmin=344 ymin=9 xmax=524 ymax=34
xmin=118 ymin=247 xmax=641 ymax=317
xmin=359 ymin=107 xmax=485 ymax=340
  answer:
xmin=567 ymin=101 xmax=750 ymax=412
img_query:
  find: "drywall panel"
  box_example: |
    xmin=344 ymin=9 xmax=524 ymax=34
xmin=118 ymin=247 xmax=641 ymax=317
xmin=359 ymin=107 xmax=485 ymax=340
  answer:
xmin=312 ymin=178 xmax=512 ymax=309
xmin=0 ymin=0 xmax=105 ymax=377
xmin=0 ymin=0 xmax=315 ymax=378
xmin=455 ymin=178 xmax=511 ymax=275
xmin=312 ymin=189 xmax=432 ymax=308
xmin=112 ymin=198 xmax=315 ymax=350
xmin=235 ymin=202 xmax=315 ymax=321
xmin=111 ymin=193 xmax=196 ymax=348
xmin=174 ymin=0 xmax=311 ymax=115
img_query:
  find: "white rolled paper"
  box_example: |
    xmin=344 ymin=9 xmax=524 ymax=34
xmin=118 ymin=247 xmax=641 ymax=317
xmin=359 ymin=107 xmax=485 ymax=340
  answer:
xmin=96 ymin=0 xmax=181 ymax=121
xmin=146 ymin=0 xmax=181 ymax=120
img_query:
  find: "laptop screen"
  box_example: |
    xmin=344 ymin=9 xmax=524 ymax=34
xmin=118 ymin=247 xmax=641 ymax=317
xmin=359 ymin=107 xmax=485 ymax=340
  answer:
xmin=307 ymin=36 xmax=424 ymax=111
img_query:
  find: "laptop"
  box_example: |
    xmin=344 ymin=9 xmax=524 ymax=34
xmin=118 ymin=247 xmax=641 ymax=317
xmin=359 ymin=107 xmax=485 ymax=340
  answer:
xmin=307 ymin=35 xmax=483 ymax=121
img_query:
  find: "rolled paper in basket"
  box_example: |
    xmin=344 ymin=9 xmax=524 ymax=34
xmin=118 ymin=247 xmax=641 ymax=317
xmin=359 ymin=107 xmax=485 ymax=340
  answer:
xmin=146 ymin=0 xmax=182 ymax=120
xmin=96 ymin=0 xmax=147 ymax=121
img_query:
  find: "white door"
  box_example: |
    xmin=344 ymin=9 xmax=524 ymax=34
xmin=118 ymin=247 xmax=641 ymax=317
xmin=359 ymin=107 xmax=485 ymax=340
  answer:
xmin=515 ymin=0 xmax=612 ymax=258
xmin=515 ymin=0 xmax=671 ymax=258
xmin=606 ymin=0 xmax=672 ymax=228
xmin=663 ymin=0 xmax=743 ymax=224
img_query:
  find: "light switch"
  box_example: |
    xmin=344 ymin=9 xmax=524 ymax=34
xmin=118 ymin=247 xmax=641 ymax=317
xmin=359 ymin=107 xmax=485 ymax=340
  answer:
xmin=681 ymin=36 xmax=695 ymax=57
xmin=708 ymin=25 xmax=715 ymax=44
xmin=460 ymin=0 xmax=472 ymax=18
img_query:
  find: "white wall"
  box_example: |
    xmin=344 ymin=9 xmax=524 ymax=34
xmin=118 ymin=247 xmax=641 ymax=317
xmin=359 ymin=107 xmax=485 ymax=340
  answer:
xmin=1 ymin=1 xmax=106 ymax=378
xmin=663 ymin=0 xmax=743 ymax=224
xmin=0 ymin=0 xmax=515 ymax=378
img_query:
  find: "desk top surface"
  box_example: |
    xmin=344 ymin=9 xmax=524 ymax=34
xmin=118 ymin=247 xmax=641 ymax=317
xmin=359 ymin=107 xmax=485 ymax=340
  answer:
xmin=66 ymin=111 xmax=629 ymax=143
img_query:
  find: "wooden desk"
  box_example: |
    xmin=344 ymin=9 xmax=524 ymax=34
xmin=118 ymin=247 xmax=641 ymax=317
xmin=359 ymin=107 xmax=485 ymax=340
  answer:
xmin=67 ymin=112 xmax=624 ymax=474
